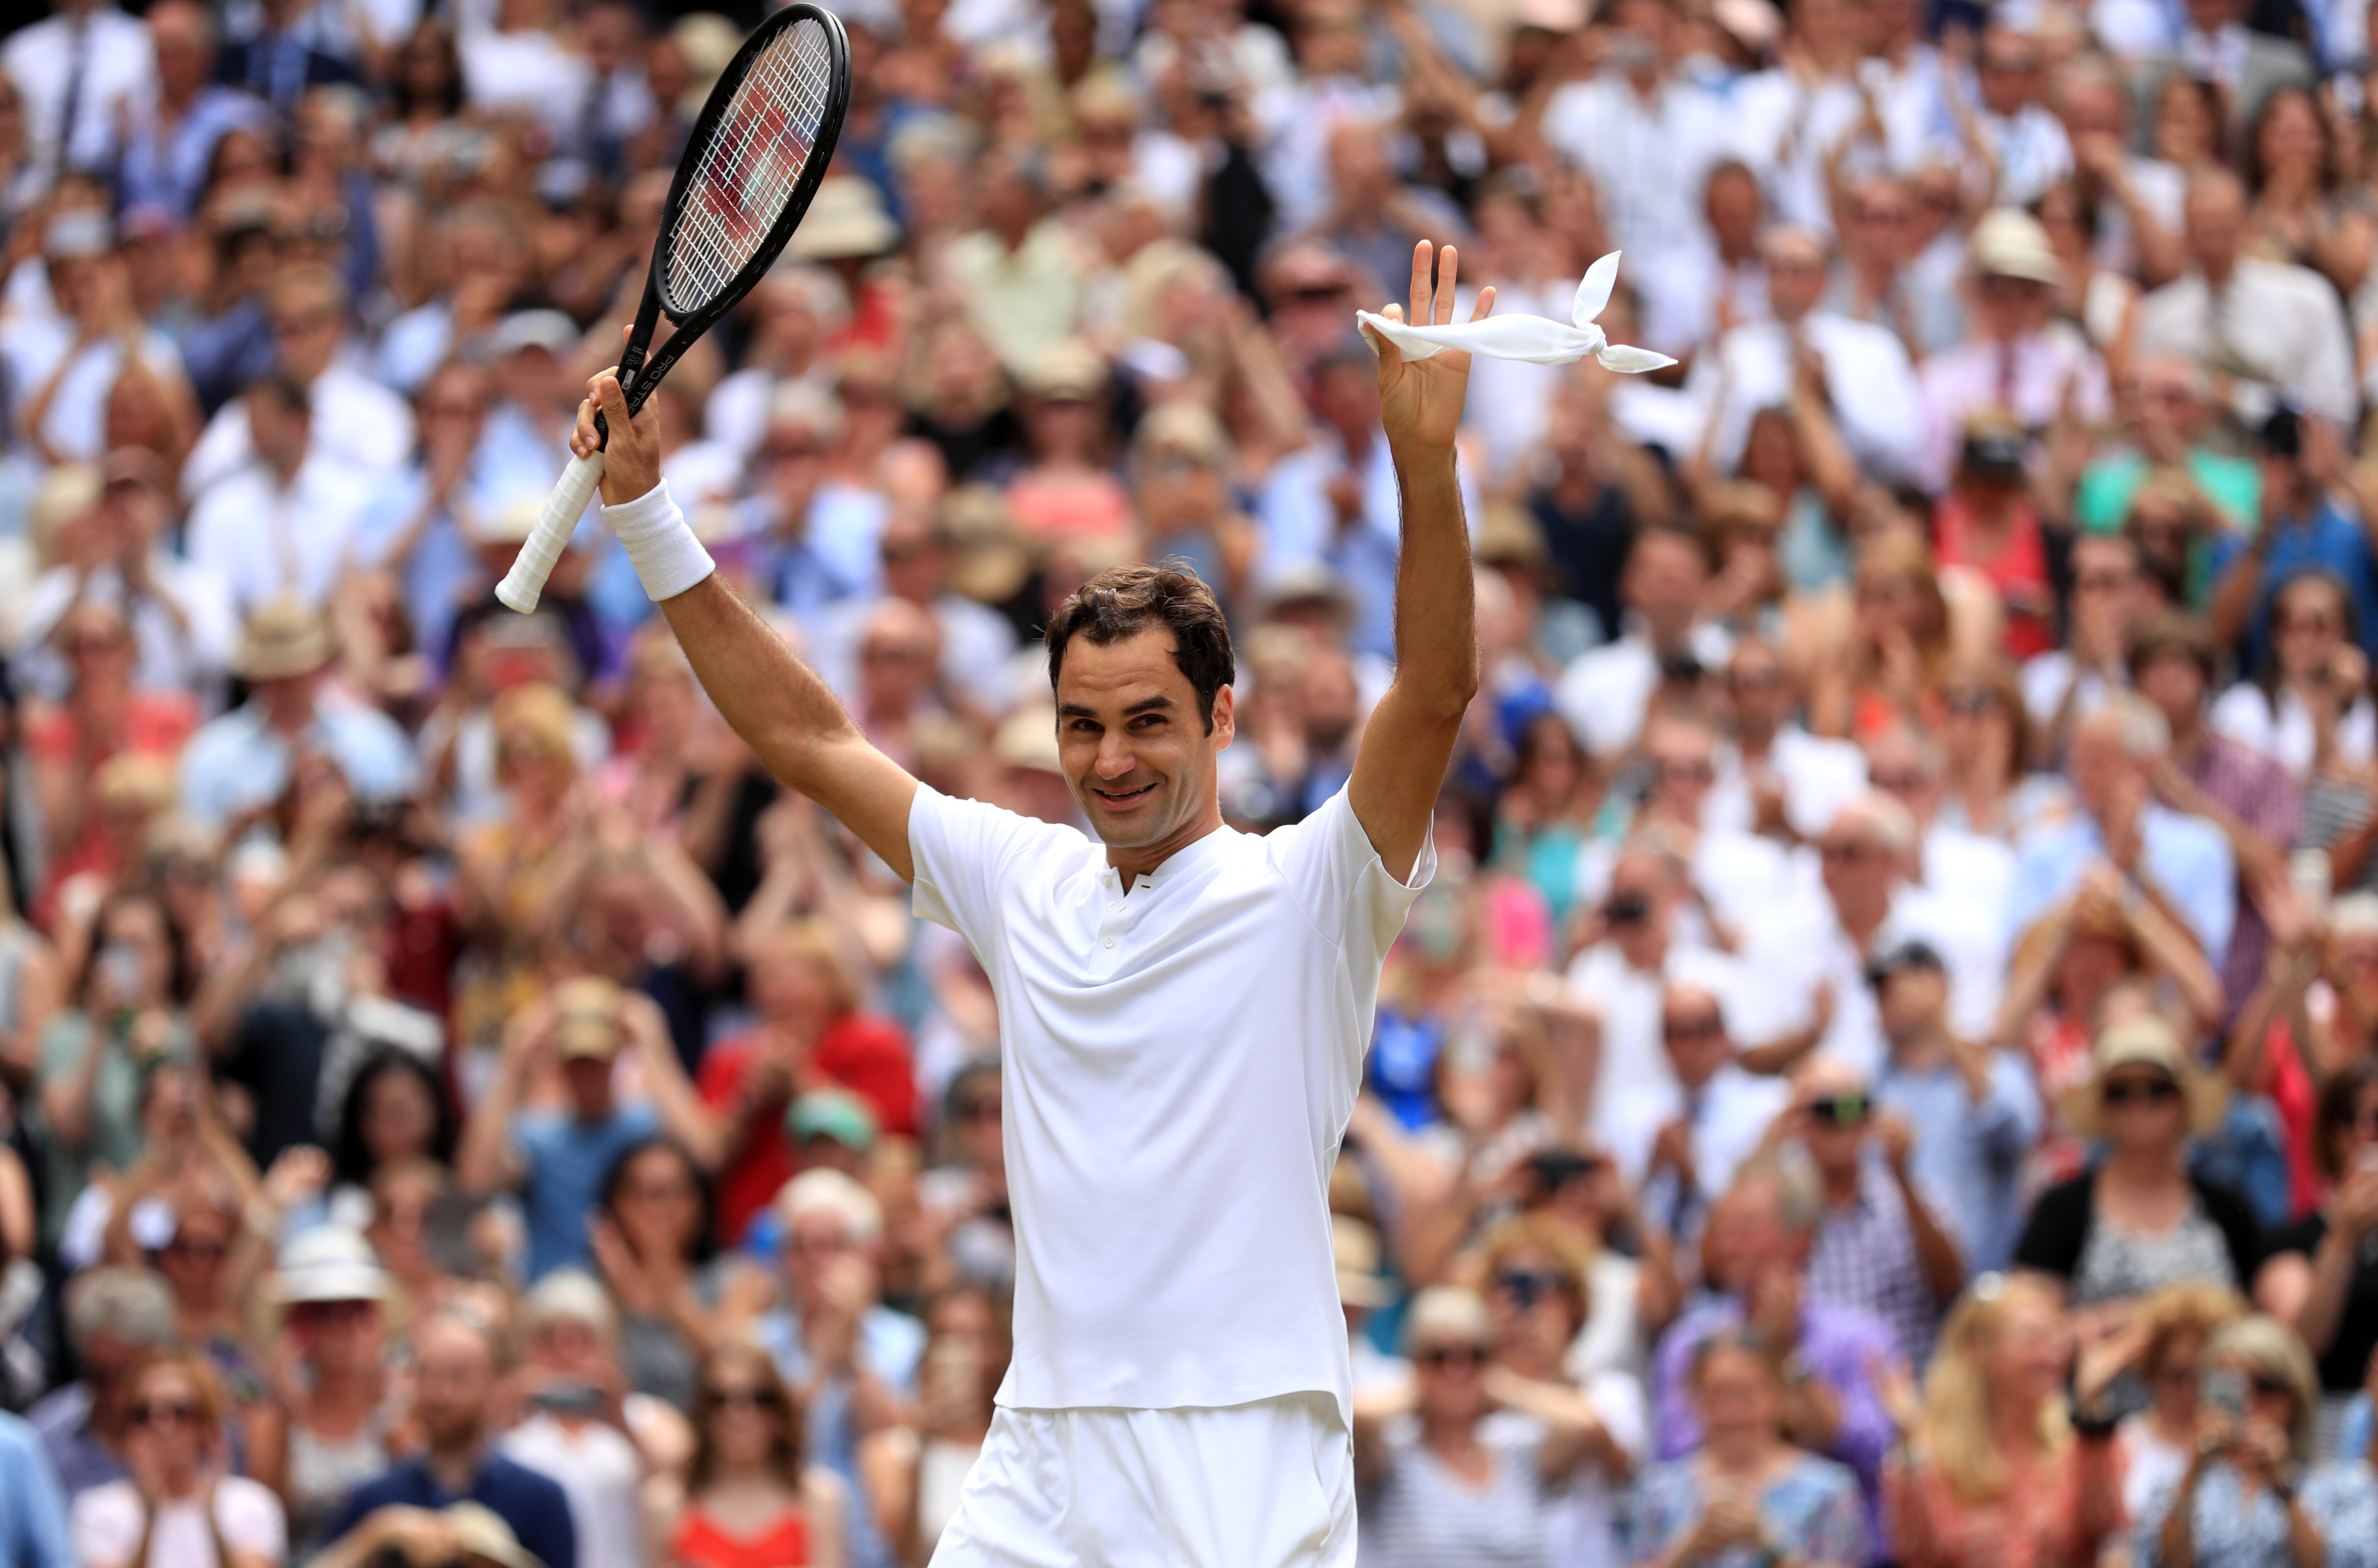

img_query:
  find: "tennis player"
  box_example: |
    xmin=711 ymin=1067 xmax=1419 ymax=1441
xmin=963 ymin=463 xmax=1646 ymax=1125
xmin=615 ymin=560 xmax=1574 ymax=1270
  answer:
xmin=574 ymin=242 xmax=1493 ymax=1564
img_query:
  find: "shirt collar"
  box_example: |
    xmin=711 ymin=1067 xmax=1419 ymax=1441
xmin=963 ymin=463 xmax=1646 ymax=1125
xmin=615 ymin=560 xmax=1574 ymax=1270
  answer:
xmin=1103 ymin=823 xmax=1232 ymax=892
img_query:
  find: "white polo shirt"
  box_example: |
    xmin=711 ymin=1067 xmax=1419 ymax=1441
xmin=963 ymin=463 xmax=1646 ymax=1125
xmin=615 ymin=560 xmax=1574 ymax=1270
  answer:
xmin=909 ymin=781 xmax=1430 ymax=1423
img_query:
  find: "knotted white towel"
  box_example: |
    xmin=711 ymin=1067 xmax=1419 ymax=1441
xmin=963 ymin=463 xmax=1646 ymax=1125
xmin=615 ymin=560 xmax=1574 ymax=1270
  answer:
xmin=1355 ymin=252 xmax=1675 ymax=372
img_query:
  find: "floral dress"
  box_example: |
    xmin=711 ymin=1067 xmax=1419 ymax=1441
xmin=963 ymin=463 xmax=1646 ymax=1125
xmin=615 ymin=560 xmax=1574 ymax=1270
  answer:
xmin=2133 ymin=1460 xmax=2378 ymax=1568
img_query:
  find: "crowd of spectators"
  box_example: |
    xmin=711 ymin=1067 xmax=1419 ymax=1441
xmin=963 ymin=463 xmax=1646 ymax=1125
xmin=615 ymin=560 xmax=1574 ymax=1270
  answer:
xmin=5 ymin=0 xmax=2378 ymax=1563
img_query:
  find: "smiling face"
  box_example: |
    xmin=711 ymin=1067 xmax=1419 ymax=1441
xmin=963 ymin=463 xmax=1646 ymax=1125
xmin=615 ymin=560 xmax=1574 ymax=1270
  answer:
xmin=1055 ymin=627 xmax=1235 ymax=857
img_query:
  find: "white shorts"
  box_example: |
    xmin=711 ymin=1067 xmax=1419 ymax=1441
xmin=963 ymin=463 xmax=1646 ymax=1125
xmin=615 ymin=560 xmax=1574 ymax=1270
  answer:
xmin=926 ymin=1390 xmax=1357 ymax=1568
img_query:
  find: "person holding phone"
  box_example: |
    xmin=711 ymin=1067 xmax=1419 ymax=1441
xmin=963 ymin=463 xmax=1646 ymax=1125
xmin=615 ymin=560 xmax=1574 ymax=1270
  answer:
xmin=2133 ymin=1313 xmax=2378 ymax=1568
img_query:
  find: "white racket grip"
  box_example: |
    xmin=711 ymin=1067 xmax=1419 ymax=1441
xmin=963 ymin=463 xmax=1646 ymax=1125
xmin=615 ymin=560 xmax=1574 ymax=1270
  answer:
xmin=497 ymin=450 xmax=605 ymax=613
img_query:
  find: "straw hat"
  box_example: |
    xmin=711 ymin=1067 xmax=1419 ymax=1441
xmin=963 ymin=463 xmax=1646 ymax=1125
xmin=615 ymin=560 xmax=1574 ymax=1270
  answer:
xmin=784 ymin=177 xmax=900 ymax=262
xmin=553 ymin=975 xmax=624 ymax=1061
xmin=234 ymin=597 xmax=333 ymax=681
xmin=993 ymin=705 xmax=1065 ymax=777
xmin=2058 ymin=1014 xmax=2228 ymax=1138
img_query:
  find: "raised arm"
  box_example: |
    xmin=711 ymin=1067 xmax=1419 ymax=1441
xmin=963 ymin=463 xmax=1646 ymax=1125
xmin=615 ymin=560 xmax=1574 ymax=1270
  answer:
xmin=576 ymin=370 xmax=920 ymax=881
xmin=1349 ymin=241 xmax=1492 ymax=882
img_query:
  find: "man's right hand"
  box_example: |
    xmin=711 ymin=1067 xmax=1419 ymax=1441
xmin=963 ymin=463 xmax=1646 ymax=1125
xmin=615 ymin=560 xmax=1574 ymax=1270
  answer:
xmin=573 ymin=337 xmax=663 ymax=505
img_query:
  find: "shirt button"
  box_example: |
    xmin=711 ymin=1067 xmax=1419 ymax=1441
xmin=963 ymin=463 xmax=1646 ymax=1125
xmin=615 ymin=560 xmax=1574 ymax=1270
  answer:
xmin=1103 ymin=936 xmax=1116 ymax=949
xmin=1108 ymin=903 xmax=1122 ymax=913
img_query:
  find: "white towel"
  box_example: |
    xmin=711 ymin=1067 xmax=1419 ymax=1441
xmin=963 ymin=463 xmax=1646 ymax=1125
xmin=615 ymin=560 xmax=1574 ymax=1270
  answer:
xmin=1354 ymin=252 xmax=1675 ymax=373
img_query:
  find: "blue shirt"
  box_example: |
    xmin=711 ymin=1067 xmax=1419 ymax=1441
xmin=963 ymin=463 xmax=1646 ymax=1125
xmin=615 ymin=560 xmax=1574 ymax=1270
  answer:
xmin=25 ymin=1385 xmax=122 ymax=1500
xmin=756 ymin=1302 xmax=925 ymax=1568
xmin=1874 ymin=1048 xmax=2041 ymax=1272
xmin=0 ymin=1412 xmax=73 ymax=1568
xmin=327 ymin=1453 xmax=575 ymax=1568
xmin=178 ymin=694 xmax=418 ymax=830
xmin=2010 ymin=801 xmax=2236 ymax=972
xmin=513 ymin=1103 xmax=659 ymax=1281
xmin=2250 ymin=498 xmax=2378 ymax=668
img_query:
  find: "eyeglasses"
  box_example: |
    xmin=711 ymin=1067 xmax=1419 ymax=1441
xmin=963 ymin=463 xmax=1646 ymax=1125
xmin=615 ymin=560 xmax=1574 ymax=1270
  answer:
xmin=2248 ymin=1372 xmax=2297 ymax=1400
xmin=1819 ymin=840 xmax=1883 ymax=864
xmin=1808 ymin=1094 xmax=1870 ymax=1127
xmin=2075 ymin=570 xmax=2134 ymax=593
xmin=1944 ymin=689 xmax=1998 ymax=717
xmin=131 ymin=1401 xmax=201 ymax=1429
xmin=1662 ymin=1015 xmax=1725 ymax=1042
xmin=1495 ymin=1268 xmax=1564 ymax=1310
xmin=2102 ymin=1077 xmax=2182 ymax=1108
xmin=1656 ymin=759 xmax=1715 ymax=784
xmin=1416 ymin=1345 xmax=1488 ymax=1370
xmin=167 ymin=1236 xmax=230 ymax=1262
xmin=956 ymin=1098 xmax=1001 ymax=1122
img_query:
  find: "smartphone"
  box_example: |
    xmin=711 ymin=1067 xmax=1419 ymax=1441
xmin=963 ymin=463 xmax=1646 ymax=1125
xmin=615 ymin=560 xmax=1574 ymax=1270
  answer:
xmin=529 ymin=1381 xmax=607 ymax=1418
xmin=2204 ymin=1368 xmax=2249 ymax=1423
xmin=2291 ymin=848 xmax=2332 ymax=912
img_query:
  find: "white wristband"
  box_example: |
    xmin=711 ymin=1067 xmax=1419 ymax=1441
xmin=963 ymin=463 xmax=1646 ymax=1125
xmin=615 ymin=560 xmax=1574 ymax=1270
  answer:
xmin=604 ymin=481 xmax=715 ymax=602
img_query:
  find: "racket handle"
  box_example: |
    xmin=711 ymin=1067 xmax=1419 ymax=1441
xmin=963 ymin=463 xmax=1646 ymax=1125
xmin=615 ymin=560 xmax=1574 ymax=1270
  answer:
xmin=497 ymin=450 xmax=606 ymax=614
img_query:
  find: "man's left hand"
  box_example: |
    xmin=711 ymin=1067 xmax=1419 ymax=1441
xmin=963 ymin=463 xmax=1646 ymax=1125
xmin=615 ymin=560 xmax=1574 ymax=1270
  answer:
xmin=1371 ymin=241 xmax=1494 ymax=455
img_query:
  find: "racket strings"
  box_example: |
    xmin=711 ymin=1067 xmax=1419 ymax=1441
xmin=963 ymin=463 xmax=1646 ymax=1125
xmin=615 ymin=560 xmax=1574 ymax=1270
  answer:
xmin=669 ymin=17 xmax=837 ymax=309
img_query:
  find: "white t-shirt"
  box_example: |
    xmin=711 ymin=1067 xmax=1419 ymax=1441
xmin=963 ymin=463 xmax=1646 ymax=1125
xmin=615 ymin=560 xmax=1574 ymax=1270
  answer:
xmin=907 ymin=782 xmax=1430 ymax=1421
xmin=500 ymin=1414 xmax=645 ymax=1568
xmin=71 ymin=1476 xmax=286 ymax=1568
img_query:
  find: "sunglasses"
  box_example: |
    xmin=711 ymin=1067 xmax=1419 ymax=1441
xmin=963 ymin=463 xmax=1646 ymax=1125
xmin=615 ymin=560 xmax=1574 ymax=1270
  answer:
xmin=2102 ymin=1077 xmax=2182 ymax=1107
xmin=1944 ymin=689 xmax=1998 ymax=717
xmin=956 ymin=1098 xmax=1002 ymax=1122
xmin=1417 ymin=1345 xmax=1488 ymax=1370
xmin=2248 ymin=1372 xmax=2296 ymax=1399
xmin=1495 ymin=1268 xmax=1564 ymax=1310
xmin=131 ymin=1401 xmax=201 ymax=1429
xmin=1808 ymin=1095 xmax=1870 ymax=1127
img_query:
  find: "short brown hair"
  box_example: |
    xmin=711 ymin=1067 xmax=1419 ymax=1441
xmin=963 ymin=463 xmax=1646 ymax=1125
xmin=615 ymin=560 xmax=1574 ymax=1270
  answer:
xmin=1045 ymin=563 xmax=1235 ymax=731
xmin=2128 ymin=610 xmax=2218 ymax=685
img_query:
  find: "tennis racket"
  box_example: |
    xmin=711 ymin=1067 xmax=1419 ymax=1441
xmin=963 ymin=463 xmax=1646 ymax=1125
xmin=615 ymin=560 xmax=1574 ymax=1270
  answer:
xmin=497 ymin=3 xmax=852 ymax=613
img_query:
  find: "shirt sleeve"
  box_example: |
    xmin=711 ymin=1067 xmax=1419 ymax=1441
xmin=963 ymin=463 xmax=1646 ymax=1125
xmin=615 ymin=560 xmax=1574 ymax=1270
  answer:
xmin=906 ymin=783 xmax=1076 ymax=949
xmin=1263 ymin=784 xmax=1434 ymax=964
xmin=216 ymin=1479 xmax=287 ymax=1559
xmin=68 ymin=1486 xmax=140 ymax=1568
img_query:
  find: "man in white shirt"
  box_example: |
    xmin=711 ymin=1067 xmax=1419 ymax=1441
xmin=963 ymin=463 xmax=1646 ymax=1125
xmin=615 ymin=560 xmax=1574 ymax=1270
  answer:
xmin=180 ymin=265 xmax=415 ymax=498
xmin=2133 ymin=168 xmax=2357 ymax=425
xmin=1704 ymin=636 xmax=1868 ymax=842
xmin=564 ymin=243 xmax=1494 ymax=1564
xmin=184 ymin=375 xmax=378 ymax=614
xmin=1553 ymin=524 xmax=1732 ymax=758
xmin=1640 ymin=980 xmax=1791 ymax=1243
xmin=1688 ymin=226 xmax=1926 ymax=485
xmin=1970 ymin=24 xmax=2075 ymax=209
xmin=3 ymin=0 xmax=155 ymax=185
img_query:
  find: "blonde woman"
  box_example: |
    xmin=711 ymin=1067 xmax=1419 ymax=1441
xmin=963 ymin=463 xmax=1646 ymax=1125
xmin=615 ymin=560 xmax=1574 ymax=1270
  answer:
xmin=1884 ymin=1275 xmax=2124 ymax=1568
xmin=2135 ymin=1314 xmax=2378 ymax=1568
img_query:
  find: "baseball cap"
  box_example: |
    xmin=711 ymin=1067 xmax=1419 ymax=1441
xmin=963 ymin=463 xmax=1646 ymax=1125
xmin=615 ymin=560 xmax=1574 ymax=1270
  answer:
xmin=1865 ymin=937 xmax=1945 ymax=987
xmin=786 ymin=1089 xmax=879 ymax=1152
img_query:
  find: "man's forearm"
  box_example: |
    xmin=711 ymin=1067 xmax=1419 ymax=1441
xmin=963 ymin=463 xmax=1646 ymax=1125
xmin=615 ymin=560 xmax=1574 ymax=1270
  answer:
xmin=1389 ymin=444 xmax=1478 ymax=715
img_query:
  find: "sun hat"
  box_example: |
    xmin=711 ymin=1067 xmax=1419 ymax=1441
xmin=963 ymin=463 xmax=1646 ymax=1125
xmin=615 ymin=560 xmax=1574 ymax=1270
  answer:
xmin=784 ymin=176 xmax=900 ymax=262
xmin=235 ymin=597 xmax=334 ymax=681
xmin=2058 ymin=1014 xmax=2228 ymax=1137
xmin=276 ymin=1226 xmax=393 ymax=1305
xmin=552 ymin=975 xmax=624 ymax=1061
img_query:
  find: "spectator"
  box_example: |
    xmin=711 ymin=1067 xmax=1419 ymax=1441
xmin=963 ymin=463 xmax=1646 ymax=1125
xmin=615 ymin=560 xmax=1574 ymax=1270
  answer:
xmin=1651 ymin=1160 xmax=1900 ymax=1541
xmin=2013 ymin=1015 xmax=2264 ymax=1328
xmin=2255 ymin=1062 xmax=2378 ymax=1452
xmin=1884 ymin=1274 xmax=2125 ymax=1568
xmin=29 ymin=1266 xmax=176 ymax=1499
xmin=589 ymin=1137 xmax=717 ymax=1412
xmin=855 ymin=1286 xmax=1006 ymax=1564
xmin=176 ymin=597 xmax=414 ymax=831
xmin=1791 ymin=1054 xmax=1967 ymax=1365
xmin=2134 ymin=1312 xmax=2378 ymax=1568
xmin=2133 ymin=171 xmax=2356 ymax=427
xmin=1631 ymin=1327 xmax=1869 ymax=1568
xmin=184 ymin=375 xmax=378 ymax=615
xmin=1868 ymin=940 xmax=2040 ymax=1272
xmin=247 ymin=1227 xmax=398 ymax=1555
xmin=1353 ymin=1284 xmax=1627 ymax=1565
xmin=1640 ymin=979 xmax=1791 ymax=1243
xmin=658 ymin=1341 xmax=847 ymax=1568
xmin=1555 ymin=524 xmax=1731 ymax=760
xmin=321 ymin=1309 xmax=575 ymax=1568
xmin=70 ymin=1347 xmax=286 ymax=1568
xmin=497 ymin=1272 xmax=645 ymax=1568
xmin=456 ymin=977 xmax=720 ymax=1282
xmin=2115 ymin=1282 xmax=2248 ymax=1523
